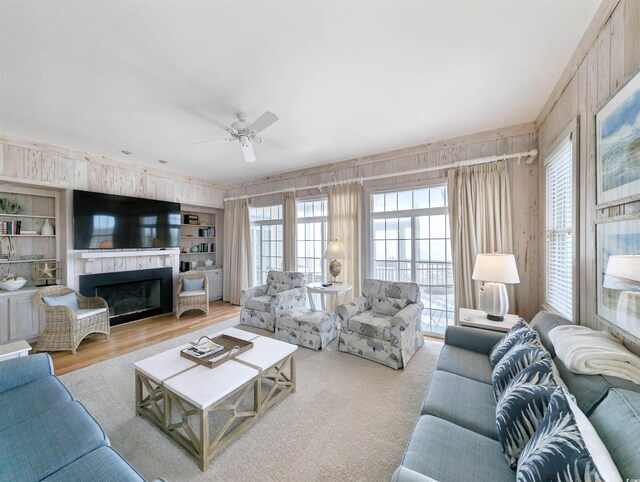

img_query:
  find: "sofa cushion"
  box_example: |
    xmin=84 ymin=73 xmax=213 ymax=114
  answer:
xmin=489 ymin=320 xmax=534 ymax=367
xmin=42 ymin=292 xmax=80 ymax=311
xmin=400 ymin=415 xmax=515 ymax=482
xmin=437 ymin=345 xmax=493 ymax=384
xmin=528 ymin=310 xmax=572 ymax=357
xmin=516 ymin=388 xmax=604 ymax=482
xmin=421 ymin=370 xmax=498 ymax=439
xmin=589 ymin=389 xmax=640 ymax=481
xmin=348 ymin=310 xmax=392 ymax=341
xmin=182 ymin=277 xmax=204 ymax=291
xmin=372 ymin=297 xmax=411 ymax=316
xmin=266 ymin=281 xmax=291 ymax=296
xmin=0 ymin=400 xmax=109 ymax=481
xmin=492 ymin=342 xmax=550 ymax=400
xmin=245 ymin=295 xmax=272 ymax=312
xmin=41 ymin=446 xmax=145 ymax=482
xmin=495 ymin=359 xmax=557 ymax=468
xmin=278 ymin=308 xmax=338 ymax=333
xmin=0 ymin=376 xmax=72 ymax=432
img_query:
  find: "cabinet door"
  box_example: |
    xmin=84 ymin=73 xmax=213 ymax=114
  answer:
xmin=212 ymin=270 xmax=223 ymax=300
xmin=9 ymin=293 xmax=40 ymax=340
xmin=0 ymin=297 xmax=9 ymax=342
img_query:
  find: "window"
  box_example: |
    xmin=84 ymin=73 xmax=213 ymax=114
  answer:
xmin=545 ymin=135 xmax=574 ymax=320
xmin=250 ymin=205 xmax=283 ymax=286
xmin=371 ymin=186 xmax=454 ymax=335
xmin=296 ymin=199 xmax=328 ymax=284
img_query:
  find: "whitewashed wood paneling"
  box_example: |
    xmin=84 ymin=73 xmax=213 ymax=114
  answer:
xmin=537 ymin=0 xmax=640 ymax=354
xmin=228 ymin=124 xmax=540 ymax=321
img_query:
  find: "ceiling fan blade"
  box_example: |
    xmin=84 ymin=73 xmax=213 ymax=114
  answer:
xmin=240 ymin=142 xmax=256 ymax=163
xmin=194 ymin=111 xmax=238 ymax=134
xmin=248 ymin=111 xmax=279 ymax=133
xmin=192 ymin=138 xmax=229 ymax=145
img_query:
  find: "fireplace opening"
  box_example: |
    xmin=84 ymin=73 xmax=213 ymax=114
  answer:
xmin=96 ymin=279 xmax=162 ymax=325
xmin=79 ymin=267 xmax=173 ymax=326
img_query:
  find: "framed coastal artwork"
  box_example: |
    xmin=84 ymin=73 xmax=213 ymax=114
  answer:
xmin=596 ymin=69 xmax=640 ymax=206
xmin=596 ymin=218 xmax=640 ymax=338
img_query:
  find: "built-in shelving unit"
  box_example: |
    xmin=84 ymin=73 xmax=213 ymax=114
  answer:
xmin=179 ymin=205 xmax=224 ymax=301
xmin=0 ymin=186 xmax=61 ymax=344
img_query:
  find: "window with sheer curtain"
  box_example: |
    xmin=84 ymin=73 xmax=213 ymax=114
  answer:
xmin=545 ymin=135 xmax=574 ymax=320
xmin=296 ymin=199 xmax=328 ymax=284
xmin=250 ymin=205 xmax=283 ymax=286
xmin=370 ymin=185 xmax=454 ymax=335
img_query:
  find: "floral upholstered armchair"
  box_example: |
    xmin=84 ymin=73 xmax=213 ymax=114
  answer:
xmin=240 ymin=270 xmax=307 ymax=332
xmin=337 ymin=279 xmax=424 ymax=369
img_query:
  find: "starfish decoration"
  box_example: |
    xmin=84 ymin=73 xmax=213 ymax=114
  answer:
xmin=40 ymin=262 xmax=56 ymax=278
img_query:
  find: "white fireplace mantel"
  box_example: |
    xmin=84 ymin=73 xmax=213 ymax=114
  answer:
xmin=78 ymin=248 xmax=180 ymax=260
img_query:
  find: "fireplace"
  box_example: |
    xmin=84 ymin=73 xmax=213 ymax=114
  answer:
xmin=79 ymin=268 xmax=173 ymax=326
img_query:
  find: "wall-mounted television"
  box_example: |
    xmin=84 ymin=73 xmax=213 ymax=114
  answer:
xmin=73 ymin=190 xmax=181 ymax=250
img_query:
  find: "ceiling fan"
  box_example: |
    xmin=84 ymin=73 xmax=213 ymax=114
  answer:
xmin=194 ymin=111 xmax=279 ymax=163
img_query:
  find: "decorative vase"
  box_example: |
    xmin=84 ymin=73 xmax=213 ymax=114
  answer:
xmin=41 ymin=219 xmax=54 ymax=236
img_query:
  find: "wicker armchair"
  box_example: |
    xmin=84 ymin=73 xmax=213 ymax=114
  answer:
xmin=176 ymin=271 xmax=209 ymax=319
xmin=34 ymin=285 xmax=110 ymax=353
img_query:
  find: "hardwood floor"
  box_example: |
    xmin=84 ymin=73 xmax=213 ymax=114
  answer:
xmin=31 ymin=301 xmax=240 ymax=376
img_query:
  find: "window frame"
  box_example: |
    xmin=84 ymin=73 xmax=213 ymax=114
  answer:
xmin=295 ymin=197 xmax=328 ymax=284
xmin=249 ymin=204 xmax=284 ymax=286
xmin=542 ymin=118 xmax=579 ymax=321
xmin=366 ymin=182 xmax=454 ymax=335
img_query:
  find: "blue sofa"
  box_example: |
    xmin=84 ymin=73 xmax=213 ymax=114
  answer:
xmin=392 ymin=311 xmax=640 ymax=482
xmin=0 ymin=353 xmax=147 ymax=482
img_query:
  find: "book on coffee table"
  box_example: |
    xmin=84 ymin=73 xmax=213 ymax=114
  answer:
xmin=180 ymin=334 xmax=253 ymax=368
xmin=183 ymin=337 xmax=225 ymax=359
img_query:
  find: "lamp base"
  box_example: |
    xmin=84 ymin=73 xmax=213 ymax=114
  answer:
xmin=486 ymin=314 xmax=504 ymax=322
xmin=479 ymin=282 xmax=509 ymax=320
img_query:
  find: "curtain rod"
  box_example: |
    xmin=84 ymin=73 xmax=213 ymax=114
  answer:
xmin=224 ymin=149 xmax=538 ymax=202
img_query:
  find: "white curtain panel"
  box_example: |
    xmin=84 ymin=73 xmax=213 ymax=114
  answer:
xmin=222 ymin=198 xmax=252 ymax=305
xmin=283 ymin=191 xmax=297 ymax=271
xmin=328 ymin=181 xmax=362 ymax=302
xmin=447 ymin=161 xmax=514 ymax=321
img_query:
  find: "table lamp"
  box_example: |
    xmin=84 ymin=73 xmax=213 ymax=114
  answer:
xmin=324 ymin=240 xmax=347 ymax=284
xmin=472 ymin=253 xmax=520 ymax=321
xmin=603 ymin=255 xmax=640 ymax=334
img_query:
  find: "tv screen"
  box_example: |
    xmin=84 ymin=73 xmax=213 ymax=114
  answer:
xmin=73 ymin=190 xmax=181 ymax=250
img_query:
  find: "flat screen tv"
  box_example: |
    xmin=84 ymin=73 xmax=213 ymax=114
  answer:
xmin=73 ymin=190 xmax=181 ymax=250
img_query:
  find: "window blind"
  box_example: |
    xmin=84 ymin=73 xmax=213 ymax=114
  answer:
xmin=545 ymin=138 xmax=573 ymax=320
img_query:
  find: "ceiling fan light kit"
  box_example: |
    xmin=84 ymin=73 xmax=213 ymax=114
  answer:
xmin=196 ymin=110 xmax=279 ymax=163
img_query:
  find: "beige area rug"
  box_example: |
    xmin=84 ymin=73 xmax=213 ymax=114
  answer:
xmin=60 ymin=318 xmax=443 ymax=482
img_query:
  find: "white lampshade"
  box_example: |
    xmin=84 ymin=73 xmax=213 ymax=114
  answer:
xmin=324 ymin=240 xmax=347 ymax=260
xmin=604 ymin=255 xmax=640 ymax=290
xmin=472 ymin=253 xmax=520 ymax=284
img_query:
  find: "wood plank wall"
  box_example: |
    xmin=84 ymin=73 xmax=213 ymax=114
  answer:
xmin=227 ymin=123 xmax=541 ymax=321
xmin=537 ymin=0 xmax=640 ymax=354
xmin=0 ymin=136 xmax=225 ymax=208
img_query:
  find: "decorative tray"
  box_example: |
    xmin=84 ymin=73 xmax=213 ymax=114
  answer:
xmin=180 ymin=334 xmax=253 ymax=369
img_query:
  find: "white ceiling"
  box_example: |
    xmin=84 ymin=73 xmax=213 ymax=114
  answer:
xmin=0 ymin=1 xmax=600 ymax=185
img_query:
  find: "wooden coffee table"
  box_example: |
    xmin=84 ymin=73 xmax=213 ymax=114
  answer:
xmin=134 ymin=327 xmax=297 ymax=471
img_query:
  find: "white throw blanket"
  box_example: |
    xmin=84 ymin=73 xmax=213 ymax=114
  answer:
xmin=549 ymin=325 xmax=640 ymax=385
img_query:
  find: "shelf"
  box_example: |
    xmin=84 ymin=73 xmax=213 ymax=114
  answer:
xmin=181 ymin=252 xmax=216 ymax=256
xmin=181 ymin=224 xmax=214 ymax=228
xmin=0 ymin=258 xmax=57 ymax=264
xmin=0 ymin=214 xmax=54 ymax=219
xmin=181 ymin=236 xmax=215 ymax=240
xmin=0 ymin=235 xmax=55 ymax=238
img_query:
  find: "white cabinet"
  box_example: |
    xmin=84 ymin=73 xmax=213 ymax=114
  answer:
xmin=0 ymin=288 xmax=45 ymax=344
xmin=0 ymin=297 xmax=9 ymax=342
xmin=205 ymin=269 xmax=223 ymax=301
